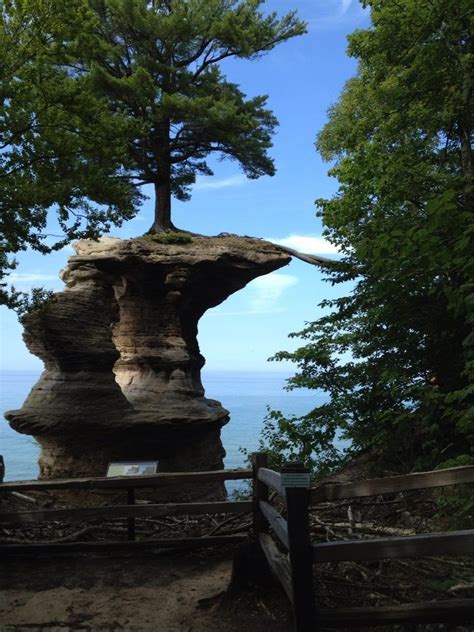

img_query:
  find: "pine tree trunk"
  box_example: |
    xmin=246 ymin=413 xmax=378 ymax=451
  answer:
xmin=149 ymin=120 xmax=176 ymax=233
xmin=150 ymin=179 xmax=174 ymax=233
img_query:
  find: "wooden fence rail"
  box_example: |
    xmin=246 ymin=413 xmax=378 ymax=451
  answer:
xmin=312 ymin=529 xmax=474 ymax=563
xmin=257 ymin=467 xmax=283 ymax=495
xmin=310 ymin=464 xmax=474 ymax=503
xmin=0 ymin=500 xmax=253 ymax=526
xmin=318 ymin=599 xmax=474 ymax=627
xmin=259 ymin=500 xmax=288 ymax=548
xmin=0 ymin=535 xmax=246 ymax=556
xmin=0 ymin=468 xmax=252 ymax=492
xmin=252 ymin=456 xmax=474 ymax=632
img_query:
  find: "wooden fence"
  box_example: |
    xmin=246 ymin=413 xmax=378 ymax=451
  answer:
xmin=252 ymin=453 xmax=474 ymax=630
xmin=0 ymin=467 xmax=253 ymax=553
xmin=1 ymin=456 xmax=474 ymax=630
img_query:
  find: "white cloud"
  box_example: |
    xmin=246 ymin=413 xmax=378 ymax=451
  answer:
xmin=250 ymin=273 xmax=299 ymax=313
xmin=210 ymin=273 xmax=298 ymax=316
xmin=265 ymin=234 xmax=340 ymax=255
xmin=7 ymin=271 xmax=63 ymax=292
xmin=339 ymin=0 xmax=353 ymax=16
xmin=307 ymin=0 xmax=369 ymax=30
xmin=9 ymin=273 xmax=60 ymax=283
xmin=130 ymin=214 xmax=147 ymax=222
xmin=193 ymin=174 xmax=247 ymax=191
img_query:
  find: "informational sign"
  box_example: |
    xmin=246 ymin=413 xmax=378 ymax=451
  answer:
xmin=281 ymin=470 xmax=311 ymax=489
xmin=106 ymin=461 xmax=158 ymax=477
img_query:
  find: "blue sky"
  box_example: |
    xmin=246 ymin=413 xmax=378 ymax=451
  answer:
xmin=0 ymin=0 xmax=370 ymax=373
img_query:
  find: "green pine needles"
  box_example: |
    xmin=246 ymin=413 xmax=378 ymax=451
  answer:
xmin=1 ymin=0 xmax=306 ymax=308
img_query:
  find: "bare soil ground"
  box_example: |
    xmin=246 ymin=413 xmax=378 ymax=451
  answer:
xmin=0 ymin=546 xmax=293 ymax=632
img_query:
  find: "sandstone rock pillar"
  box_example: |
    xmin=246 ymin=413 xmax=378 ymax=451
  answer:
xmin=6 ymin=235 xmax=290 ymax=499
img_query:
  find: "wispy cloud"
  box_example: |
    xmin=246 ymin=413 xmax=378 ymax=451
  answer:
xmin=211 ymin=273 xmax=298 ymax=316
xmin=7 ymin=271 xmax=62 ymax=293
xmin=9 ymin=272 xmax=60 ymax=283
xmin=340 ymin=0 xmax=353 ymax=16
xmin=266 ymin=234 xmax=340 ymax=256
xmin=193 ymin=174 xmax=247 ymax=191
xmin=307 ymin=0 xmax=370 ymax=31
xmin=250 ymin=273 xmax=299 ymax=313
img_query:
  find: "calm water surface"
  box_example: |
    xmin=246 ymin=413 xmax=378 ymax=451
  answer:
xmin=0 ymin=370 xmax=323 ymax=484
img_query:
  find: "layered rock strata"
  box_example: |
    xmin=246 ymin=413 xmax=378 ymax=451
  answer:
xmin=6 ymin=235 xmax=290 ymax=499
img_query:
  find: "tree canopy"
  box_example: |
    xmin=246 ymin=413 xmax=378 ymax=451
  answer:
xmin=71 ymin=0 xmax=306 ymax=231
xmin=0 ymin=0 xmax=140 ymax=307
xmin=263 ymin=0 xmax=473 ymax=474
xmin=1 ymin=0 xmax=305 ymax=307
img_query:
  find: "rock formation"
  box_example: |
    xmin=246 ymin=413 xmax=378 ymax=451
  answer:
xmin=6 ymin=235 xmax=290 ymax=499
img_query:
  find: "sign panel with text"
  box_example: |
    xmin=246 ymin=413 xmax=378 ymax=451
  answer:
xmin=106 ymin=461 xmax=158 ymax=477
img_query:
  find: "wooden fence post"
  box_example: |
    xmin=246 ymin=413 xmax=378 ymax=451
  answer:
xmin=251 ymin=452 xmax=268 ymax=537
xmin=282 ymin=462 xmax=317 ymax=632
xmin=229 ymin=452 xmax=269 ymax=592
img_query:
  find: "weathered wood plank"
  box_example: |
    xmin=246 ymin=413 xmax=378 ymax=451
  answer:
xmin=259 ymin=501 xmax=289 ymax=549
xmin=0 ymin=469 xmax=253 ymax=493
xmin=257 ymin=468 xmax=283 ymax=496
xmin=0 ymin=535 xmax=246 ymax=556
xmin=313 ymin=530 xmax=474 ymax=563
xmin=259 ymin=533 xmax=293 ymax=603
xmin=252 ymin=453 xmax=269 ymax=536
xmin=0 ymin=500 xmax=253 ymax=526
xmin=319 ymin=598 xmax=474 ymax=626
xmin=310 ymin=465 xmax=474 ymax=503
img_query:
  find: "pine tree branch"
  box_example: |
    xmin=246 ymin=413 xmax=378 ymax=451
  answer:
xmin=270 ymin=243 xmax=337 ymax=267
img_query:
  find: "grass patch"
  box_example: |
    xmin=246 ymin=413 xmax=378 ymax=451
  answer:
xmin=142 ymin=231 xmax=193 ymax=244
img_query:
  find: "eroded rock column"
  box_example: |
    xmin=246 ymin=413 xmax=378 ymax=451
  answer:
xmin=5 ymin=235 xmax=290 ymax=499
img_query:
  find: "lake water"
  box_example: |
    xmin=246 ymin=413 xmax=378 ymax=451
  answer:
xmin=0 ymin=370 xmax=323 ymax=488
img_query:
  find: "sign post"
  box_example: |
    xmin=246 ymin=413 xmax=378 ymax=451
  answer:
xmin=281 ymin=462 xmax=316 ymax=632
xmin=106 ymin=461 xmax=159 ymax=542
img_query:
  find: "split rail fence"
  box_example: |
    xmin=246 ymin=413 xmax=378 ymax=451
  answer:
xmin=0 ymin=454 xmax=474 ymax=630
xmin=0 ymin=467 xmax=254 ymax=552
xmin=252 ymin=453 xmax=474 ymax=630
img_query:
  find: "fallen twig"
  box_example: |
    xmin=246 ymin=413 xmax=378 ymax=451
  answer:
xmin=10 ymin=491 xmax=37 ymax=504
xmin=449 ymin=583 xmax=474 ymax=593
xmin=206 ymin=512 xmax=248 ymax=537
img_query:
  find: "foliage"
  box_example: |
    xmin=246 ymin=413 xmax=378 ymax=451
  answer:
xmin=266 ymin=0 xmax=474 ymax=474
xmin=434 ymin=455 xmax=474 ymax=529
xmin=436 ymin=487 xmax=474 ymax=530
xmin=0 ymin=0 xmax=141 ymax=308
xmin=14 ymin=286 xmax=55 ymax=324
xmin=250 ymin=407 xmax=344 ymax=477
xmin=68 ymin=0 xmax=306 ymax=230
xmin=1 ymin=1 xmax=305 ymax=309
xmin=141 ymin=230 xmax=192 ymax=244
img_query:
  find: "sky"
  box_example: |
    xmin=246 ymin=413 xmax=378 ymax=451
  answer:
xmin=0 ymin=0 xmax=371 ymax=373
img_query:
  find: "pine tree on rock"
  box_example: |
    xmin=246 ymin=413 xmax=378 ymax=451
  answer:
xmin=77 ymin=0 xmax=306 ymax=232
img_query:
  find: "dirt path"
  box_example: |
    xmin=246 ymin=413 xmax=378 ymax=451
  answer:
xmin=0 ymin=548 xmax=292 ymax=632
